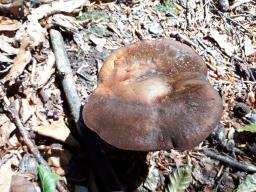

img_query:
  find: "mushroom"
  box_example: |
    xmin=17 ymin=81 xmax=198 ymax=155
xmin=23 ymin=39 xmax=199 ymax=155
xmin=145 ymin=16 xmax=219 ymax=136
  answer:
xmin=83 ymin=39 xmax=223 ymax=151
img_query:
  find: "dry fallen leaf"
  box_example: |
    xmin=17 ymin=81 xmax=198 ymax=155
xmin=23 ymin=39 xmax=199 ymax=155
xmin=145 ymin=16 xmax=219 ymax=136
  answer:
xmin=8 ymin=134 xmax=20 ymax=148
xmin=50 ymin=14 xmax=82 ymax=33
xmin=210 ymin=29 xmax=235 ymax=56
xmin=0 ymin=36 xmax=19 ymax=55
xmin=0 ymin=114 xmax=16 ymax=147
xmin=0 ymin=16 xmax=21 ymax=31
xmin=53 ymin=167 xmax=66 ymax=176
xmin=5 ymin=36 xmax=32 ymax=82
xmin=31 ymin=0 xmax=89 ymax=20
xmin=10 ymin=175 xmax=37 ymax=192
xmin=15 ymin=18 xmax=48 ymax=49
xmin=89 ymin=34 xmax=106 ymax=52
xmin=20 ymin=98 xmax=36 ymax=124
xmin=244 ymin=36 xmax=255 ymax=56
xmin=36 ymin=51 xmax=55 ymax=88
xmin=48 ymin=148 xmax=72 ymax=168
xmin=0 ymin=158 xmax=15 ymax=192
xmin=33 ymin=119 xmax=79 ymax=146
xmin=0 ymin=52 xmax=13 ymax=63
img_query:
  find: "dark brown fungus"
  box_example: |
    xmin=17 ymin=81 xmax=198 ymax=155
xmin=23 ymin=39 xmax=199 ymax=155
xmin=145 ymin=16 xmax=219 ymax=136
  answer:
xmin=83 ymin=39 xmax=223 ymax=151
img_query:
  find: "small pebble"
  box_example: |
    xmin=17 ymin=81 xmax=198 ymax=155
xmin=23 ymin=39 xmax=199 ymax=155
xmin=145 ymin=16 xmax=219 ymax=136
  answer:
xmin=148 ymin=22 xmax=163 ymax=35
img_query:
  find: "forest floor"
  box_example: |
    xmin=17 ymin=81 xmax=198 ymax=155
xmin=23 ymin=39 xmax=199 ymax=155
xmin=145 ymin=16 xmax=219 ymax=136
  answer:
xmin=0 ymin=0 xmax=255 ymax=192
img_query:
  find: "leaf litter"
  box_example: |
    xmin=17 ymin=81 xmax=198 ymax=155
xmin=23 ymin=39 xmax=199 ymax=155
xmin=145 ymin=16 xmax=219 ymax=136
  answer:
xmin=0 ymin=0 xmax=255 ymax=191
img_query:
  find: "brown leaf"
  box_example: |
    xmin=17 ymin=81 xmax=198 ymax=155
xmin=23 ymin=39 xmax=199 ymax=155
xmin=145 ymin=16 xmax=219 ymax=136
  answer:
xmin=14 ymin=19 xmax=47 ymax=48
xmin=33 ymin=119 xmax=79 ymax=146
xmin=10 ymin=175 xmax=37 ymax=192
xmin=0 ymin=159 xmax=15 ymax=192
xmin=0 ymin=52 xmax=13 ymax=63
xmin=0 ymin=114 xmax=16 ymax=147
xmin=0 ymin=16 xmax=21 ymax=31
xmin=50 ymin=14 xmax=82 ymax=33
xmin=20 ymin=98 xmax=36 ymax=124
xmin=244 ymin=36 xmax=255 ymax=56
xmin=36 ymin=51 xmax=55 ymax=88
xmin=5 ymin=36 xmax=32 ymax=81
xmin=0 ymin=36 xmax=19 ymax=55
xmin=31 ymin=0 xmax=89 ymax=20
xmin=210 ymin=29 xmax=235 ymax=56
xmin=48 ymin=148 xmax=72 ymax=168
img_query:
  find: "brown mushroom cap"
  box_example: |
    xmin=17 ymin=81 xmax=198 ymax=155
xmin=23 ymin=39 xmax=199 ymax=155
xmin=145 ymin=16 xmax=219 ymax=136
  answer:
xmin=83 ymin=39 xmax=223 ymax=151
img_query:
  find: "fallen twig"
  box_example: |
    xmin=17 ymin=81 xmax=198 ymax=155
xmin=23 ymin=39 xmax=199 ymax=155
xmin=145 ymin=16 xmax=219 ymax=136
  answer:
xmin=6 ymin=106 xmax=49 ymax=168
xmin=230 ymin=0 xmax=252 ymax=10
xmin=210 ymin=124 xmax=246 ymax=156
xmin=203 ymin=0 xmax=210 ymax=26
xmin=49 ymin=29 xmax=81 ymax=125
xmin=3 ymin=104 xmax=68 ymax=192
xmin=203 ymin=149 xmax=256 ymax=172
xmin=185 ymin=0 xmax=192 ymax=30
xmin=214 ymin=170 xmax=225 ymax=192
xmin=210 ymin=2 xmax=253 ymax=35
xmin=170 ymin=31 xmax=198 ymax=48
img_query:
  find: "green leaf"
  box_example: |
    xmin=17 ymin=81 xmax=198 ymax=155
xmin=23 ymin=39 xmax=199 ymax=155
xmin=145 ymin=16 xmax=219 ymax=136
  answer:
xmin=153 ymin=0 xmax=177 ymax=15
xmin=165 ymin=163 xmax=193 ymax=192
xmin=238 ymin=124 xmax=256 ymax=133
xmin=76 ymin=10 xmax=109 ymax=23
xmin=38 ymin=165 xmax=59 ymax=192
xmin=237 ymin=173 xmax=256 ymax=192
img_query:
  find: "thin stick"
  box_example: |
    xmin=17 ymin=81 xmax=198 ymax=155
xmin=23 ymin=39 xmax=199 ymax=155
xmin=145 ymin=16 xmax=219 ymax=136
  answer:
xmin=50 ymin=29 xmax=81 ymax=126
xmin=203 ymin=149 xmax=256 ymax=172
xmin=4 ymin=105 xmax=67 ymax=192
xmin=170 ymin=31 xmax=198 ymax=48
xmin=6 ymin=106 xmax=50 ymax=169
xmin=230 ymin=0 xmax=252 ymax=10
